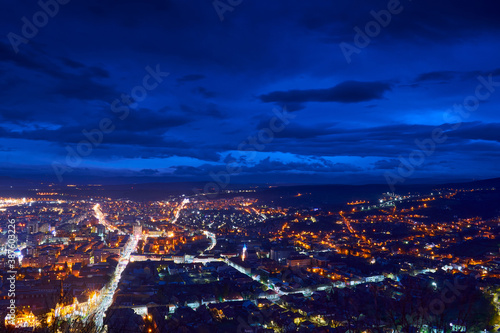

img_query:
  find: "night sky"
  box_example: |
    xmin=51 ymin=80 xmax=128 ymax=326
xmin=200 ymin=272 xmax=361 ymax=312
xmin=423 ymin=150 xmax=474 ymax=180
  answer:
xmin=1 ymin=0 xmax=500 ymax=185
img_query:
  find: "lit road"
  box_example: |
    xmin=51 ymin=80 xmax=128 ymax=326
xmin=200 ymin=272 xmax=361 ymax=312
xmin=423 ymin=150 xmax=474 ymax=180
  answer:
xmin=170 ymin=198 xmax=189 ymax=224
xmin=0 ymin=197 xmax=31 ymax=210
xmin=339 ymin=211 xmax=356 ymax=235
xmin=202 ymin=230 xmax=217 ymax=253
xmin=93 ymin=203 xmax=125 ymax=235
xmin=170 ymin=199 xmax=216 ymax=254
xmin=88 ymin=203 xmax=139 ymax=330
xmin=88 ymin=234 xmax=140 ymax=331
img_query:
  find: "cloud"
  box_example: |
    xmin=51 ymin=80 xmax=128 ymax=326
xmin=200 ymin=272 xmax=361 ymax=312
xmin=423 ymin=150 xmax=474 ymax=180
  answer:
xmin=139 ymin=168 xmax=159 ymax=175
xmin=59 ymin=57 xmax=86 ymax=69
xmin=0 ymin=145 xmax=14 ymax=152
xmin=115 ymin=108 xmax=193 ymax=131
xmin=51 ymin=74 xmax=118 ymax=101
xmin=0 ymin=42 xmax=119 ymax=102
xmin=179 ymin=103 xmax=225 ymax=119
xmin=415 ymin=71 xmax=460 ymax=83
xmin=255 ymin=122 xmax=336 ymax=139
xmin=372 ymin=159 xmax=400 ymax=170
xmin=300 ymin=0 xmax=500 ymax=44
xmin=248 ymin=157 xmax=361 ymax=173
xmin=260 ymin=81 xmax=392 ymax=104
xmin=415 ymin=68 xmax=500 ymax=83
xmin=172 ymin=156 xmax=361 ymax=177
xmin=85 ymin=66 xmax=110 ymax=79
xmin=177 ymin=74 xmax=205 ymax=85
xmin=284 ymin=103 xmax=306 ymax=112
xmin=191 ymin=86 xmax=216 ymax=98
xmin=447 ymin=122 xmax=500 ymax=142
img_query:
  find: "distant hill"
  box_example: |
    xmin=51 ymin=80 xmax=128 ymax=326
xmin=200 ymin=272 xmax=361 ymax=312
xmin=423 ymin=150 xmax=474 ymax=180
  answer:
xmin=1 ymin=177 xmax=499 ymax=206
xmin=440 ymin=177 xmax=500 ymax=189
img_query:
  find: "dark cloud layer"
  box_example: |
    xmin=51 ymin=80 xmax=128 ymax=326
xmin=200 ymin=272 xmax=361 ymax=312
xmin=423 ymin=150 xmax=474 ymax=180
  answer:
xmin=0 ymin=0 xmax=500 ymax=184
xmin=260 ymin=81 xmax=392 ymax=104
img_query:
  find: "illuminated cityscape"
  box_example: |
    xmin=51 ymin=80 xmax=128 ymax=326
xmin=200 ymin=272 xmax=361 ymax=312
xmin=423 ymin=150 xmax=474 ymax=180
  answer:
xmin=0 ymin=181 xmax=498 ymax=332
xmin=2 ymin=0 xmax=500 ymax=332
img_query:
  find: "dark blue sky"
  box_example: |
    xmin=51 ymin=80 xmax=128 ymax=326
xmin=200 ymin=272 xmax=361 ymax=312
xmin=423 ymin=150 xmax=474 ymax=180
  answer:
xmin=1 ymin=0 xmax=500 ymax=185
